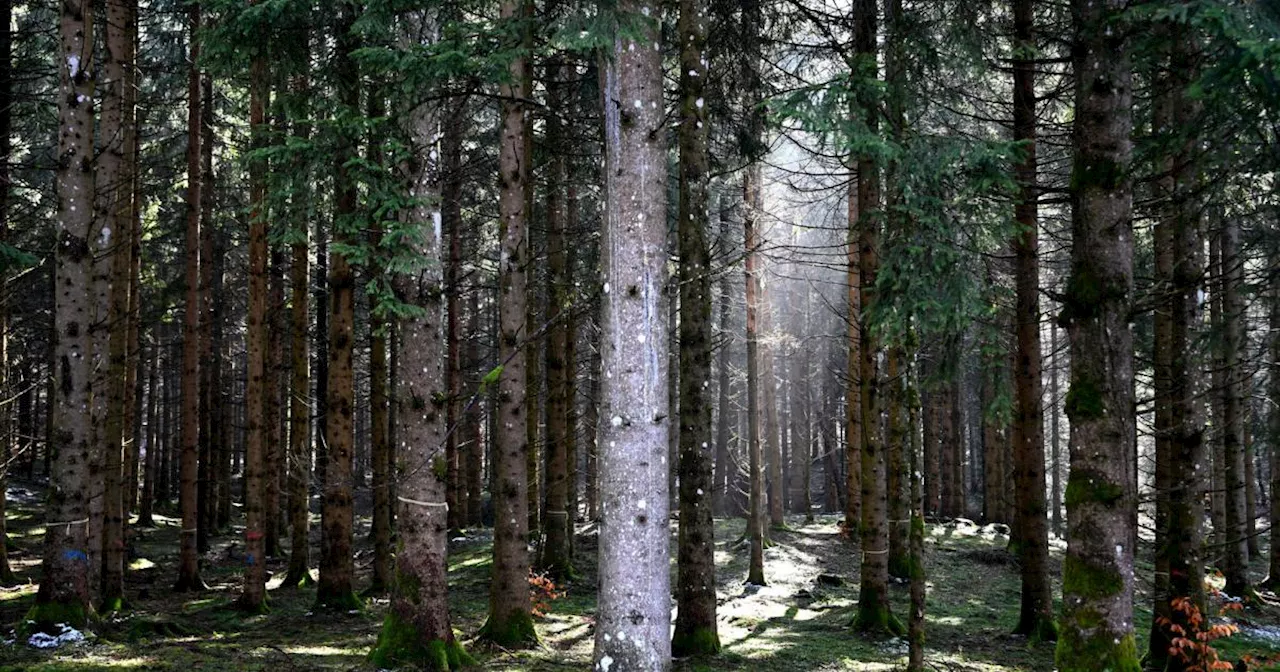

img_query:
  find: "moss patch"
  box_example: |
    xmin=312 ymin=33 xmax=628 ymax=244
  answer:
xmin=21 ymin=599 xmax=90 ymax=634
xmin=1063 ymin=470 xmax=1124 ymax=510
xmin=1056 ymin=629 xmax=1141 ymax=672
xmin=313 ymin=589 xmax=363 ymax=613
xmin=671 ymin=624 xmax=721 ymax=657
xmin=1065 ymin=375 xmax=1106 ymax=421
xmin=369 ymin=610 xmax=475 ymax=670
xmin=476 ymin=608 xmax=539 ymax=648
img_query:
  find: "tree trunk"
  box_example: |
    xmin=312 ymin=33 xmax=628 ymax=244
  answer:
xmin=174 ymin=0 xmax=205 ymax=592
xmin=673 ymin=0 xmax=720 ymax=651
xmin=443 ymin=92 xmax=465 ymax=533
xmin=368 ymin=31 xmax=474 ymax=665
xmin=317 ymin=0 xmax=360 ymax=610
xmin=478 ymin=0 xmax=535 ymax=646
xmin=1050 ymin=323 xmax=1061 ymax=535
xmin=594 ymin=8 xmax=672 ymax=666
xmin=844 ymin=171 xmax=862 ymax=534
xmin=1009 ymin=0 xmax=1053 ymax=638
xmin=368 ymin=90 xmax=393 ymax=595
xmin=887 ymin=350 xmax=909 ymax=580
xmin=138 ymin=345 xmax=158 ymax=527
xmin=713 ymin=191 xmax=733 ymax=518
xmin=540 ymin=58 xmax=574 ymax=580
xmin=1266 ymin=282 xmax=1280 ymax=587
xmin=32 ymin=0 xmax=96 ymax=627
xmin=237 ymin=35 xmax=270 ymax=613
xmin=907 ymin=366 xmax=925 ymax=672
xmin=1148 ymin=24 xmax=1207 ymax=668
xmin=1222 ymin=216 xmax=1251 ymax=597
xmin=1056 ymin=1 xmax=1138 ymax=667
xmin=0 ymin=0 xmax=10 ymax=582
xmin=744 ymin=166 xmax=767 ymax=587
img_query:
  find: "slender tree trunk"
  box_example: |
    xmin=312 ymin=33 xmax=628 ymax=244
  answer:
xmin=317 ymin=0 xmax=360 ymax=610
xmin=1050 ymin=323 xmax=1061 ymax=535
xmin=478 ymin=0 xmax=535 ymax=646
xmin=465 ymin=291 xmax=484 ymax=527
xmin=443 ymin=91 xmax=465 ymax=534
xmin=1266 ymin=282 xmax=1280 ymax=587
xmin=844 ymin=174 xmax=862 ymax=534
xmin=713 ymin=192 xmax=733 ymax=518
xmin=283 ymin=31 xmax=313 ymax=588
xmin=1010 ymin=0 xmax=1053 ymax=638
xmin=790 ymin=287 xmax=813 ymax=518
xmin=584 ymin=325 xmax=601 ymax=522
xmin=763 ymin=307 xmax=784 ymax=529
xmin=1056 ymin=1 xmax=1137 ymax=667
xmin=594 ymin=8 xmax=672 ymax=666
xmin=1148 ymin=24 xmax=1206 ymax=668
xmin=0 ymin=0 xmax=10 ymax=582
xmin=907 ymin=365 xmax=925 ymax=672
xmin=887 ymin=350 xmax=909 ymax=580
xmin=174 ymin=0 xmax=205 ymax=592
xmin=237 ymin=33 xmax=270 ymax=613
xmin=673 ymin=0 xmax=720 ymax=651
xmin=32 ymin=0 xmax=96 ymax=627
xmin=1222 ymin=216 xmax=1251 ymax=597
xmin=266 ymin=248 xmax=285 ymax=556
xmin=138 ymin=345 xmax=159 ymax=527
xmin=367 ymin=89 xmax=393 ymax=595
xmin=853 ymin=0 xmax=895 ymax=635
xmin=540 ymin=58 xmax=574 ymax=580
xmin=744 ymin=166 xmax=767 ymax=587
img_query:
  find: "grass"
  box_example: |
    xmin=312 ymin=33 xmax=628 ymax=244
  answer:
xmin=2 ymin=481 xmax=1279 ymax=671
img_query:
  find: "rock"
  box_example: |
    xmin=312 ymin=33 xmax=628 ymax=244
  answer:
xmin=816 ymin=573 xmax=844 ymax=587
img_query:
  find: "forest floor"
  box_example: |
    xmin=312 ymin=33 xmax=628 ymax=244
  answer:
xmin=3 ymin=478 xmax=1280 ymax=671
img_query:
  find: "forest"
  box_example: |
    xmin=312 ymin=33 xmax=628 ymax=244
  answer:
xmin=2 ymin=0 xmax=1280 ymax=670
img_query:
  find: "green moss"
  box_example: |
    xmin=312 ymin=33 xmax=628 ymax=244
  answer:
xmin=887 ymin=553 xmax=912 ymax=581
xmin=671 ymin=625 xmax=722 ymax=657
xmin=852 ymin=597 xmax=906 ymax=637
xmin=21 ymin=599 xmax=90 ymax=634
xmin=313 ymin=589 xmax=363 ymax=613
xmin=370 ymin=611 xmax=476 ymax=670
xmin=1062 ymin=554 xmax=1123 ymax=601
xmin=1064 ymin=375 xmax=1105 ymax=421
xmin=432 ymin=455 xmax=448 ymax=481
xmin=1063 ymin=471 xmax=1124 ymax=510
xmin=98 ymin=595 xmax=127 ymax=614
xmin=1056 ymin=629 xmax=1140 ymax=672
xmin=476 ymin=609 xmax=539 ymax=648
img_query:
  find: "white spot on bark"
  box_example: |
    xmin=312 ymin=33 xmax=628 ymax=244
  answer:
xmin=67 ymin=55 xmax=80 ymax=78
xmin=695 ymin=98 xmax=704 ymax=109
xmin=599 ymin=654 xmax=613 ymax=672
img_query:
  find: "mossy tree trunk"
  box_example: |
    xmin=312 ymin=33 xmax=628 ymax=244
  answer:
xmin=595 ymin=4 xmax=672 ymax=667
xmin=1056 ymin=1 xmax=1138 ymax=669
xmin=478 ymin=0 xmax=535 ymax=647
xmin=673 ymin=0 xmax=720 ymax=654
xmin=369 ymin=39 xmax=473 ymax=667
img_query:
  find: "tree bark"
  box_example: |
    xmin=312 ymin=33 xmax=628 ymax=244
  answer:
xmin=32 ymin=0 xmax=97 ymax=627
xmin=673 ymin=0 xmax=720 ymax=652
xmin=173 ymin=0 xmax=205 ymax=593
xmin=594 ymin=6 xmax=672 ymax=666
xmin=237 ymin=31 xmax=270 ymax=613
xmin=1009 ymin=0 xmax=1053 ymax=639
xmin=744 ymin=166 xmax=767 ymax=587
xmin=317 ymin=0 xmax=360 ymax=610
xmin=368 ymin=90 xmax=393 ymax=595
xmin=1056 ymin=1 xmax=1138 ymax=668
xmin=1222 ymin=216 xmax=1251 ymax=597
xmin=478 ymin=0 xmax=535 ymax=646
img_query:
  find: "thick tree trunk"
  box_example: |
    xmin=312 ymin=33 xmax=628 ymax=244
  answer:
xmin=673 ymin=0 xmax=720 ymax=652
xmin=594 ymin=8 xmax=672 ymax=666
xmin=368 ymin=34 xmax=474 ymax=665
xmin=32 ymin=0 xmax=97 ymax=628
xmin=1056 ymin=1 xmax=1138 ymax=668
xmin=317 ymin=0 xmax=360 ymax=610
xmin=174 ymin=0 xmax=205 ymax=593
xmin=478 ymin=0 xmax=535 ymax=646
xmin=1009 ymin=0 xmax=1053 ymax=639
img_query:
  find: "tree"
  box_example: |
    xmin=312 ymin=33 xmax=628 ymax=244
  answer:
xmin=1008 ymin=0 xmax=1053 ymax=641
xmin=672 ymin=0 xmax=719 ymax=654
xmin=594 ymin=3 xmax=671 ymax=669
xmin=175 ymin=0 xmax=205 ymax=593
xmin=1148 ymin=18 xmax=1206 ymax=668
xmin=1221 ymin=214 xmax=1251 ymax=599
xmin=237 ymin=20 xmax=270 ymax=613
xmin=368 ymin=17 xmax=474 ymax=666
xmin=1056 ymin=0 xmax=1138 ymax=668
xmin=28 ymin=0 xmax=96 ymax=630
xmin=316 ymin=0 xmax=361 ymax=611
xmin=478 ymin=0 xmax=536 ymax=647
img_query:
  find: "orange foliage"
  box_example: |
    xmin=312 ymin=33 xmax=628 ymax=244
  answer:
xmin=1155 ymin=592 xmax=1240 ymax=672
